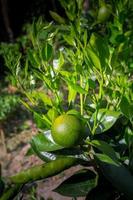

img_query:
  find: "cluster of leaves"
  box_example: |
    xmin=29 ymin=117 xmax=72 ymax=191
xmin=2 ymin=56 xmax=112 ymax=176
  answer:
xmin=0 ymin=94 xmax=19 ymax=122
xmin=0 ymin=0 xmax=133 ymax=199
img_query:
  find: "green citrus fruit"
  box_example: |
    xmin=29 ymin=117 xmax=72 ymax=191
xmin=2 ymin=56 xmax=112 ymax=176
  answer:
xmin=51 ymin=114 xmax=83 ymax=147
xmin=97 ymin=4 xmax=112 ymax=22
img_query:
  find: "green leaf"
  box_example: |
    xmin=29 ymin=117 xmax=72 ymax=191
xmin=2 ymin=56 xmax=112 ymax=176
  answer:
xmin=33 ymin=112 xmax=51 ymax=129
xmin=96 ymin=153 xmax=119 ymax=166
xmin=49 ymin=11 xmax=65 ymax=24
xmin=89 ymin=33 xmax=109 ymax=70
xmin=66 ymin=80 xmax=88 ymax=94
xmin=47 ymin=108 xmax=59 ymax=123
xmin=42 ymin=43 xmax=53 ymax=61
xmin=63 ymin=35 xmax=75 ymax=46
xmin=19 ymin=99 xmax=33 ymax=112
xmin=54 ymin=169 xmax=98 ymax=197
xmin=88 ymin=79 xmax=96 ymax=89
xmin=28 ymin=144 xmax=58 ymax=162
xmin=68 ymin=85 xmax=77 ymax=104
xmin=96 ymin=154 xmax=133 ymax=200
xmin=58 ymin=0 xmax=67 ymax=10
xmin=65 ymin=10 xmax=75 ymax=21
xmin=58 ymin=51 xmax=64 ymax=68
xmin=120 ymin=96 xmax=133 ymax=120
xmin=32 ymin=90 xmax=53 ymax=106
xmin=30 ymin=130 xmax=64 ymax=152
xmin=10 ymin=157 xmax=77 ymax=184
xmin=124 ymin=126 xmax=133 ymax=147
xmin=90 ymin=109 xmax=120 ymax=134
xmin=51 ymin=147 xmax=88 ymax=161
xmin=77 ymin=0 xmax=84 ymax=10
xmin=91 ymin=140 xmax=118 ymax=162
xmin=83 ymin=30 xmax=87 ymax=47
xmin=25 ymin=147 xmax=34 ymax=156
xmin=87 ymin=48 xmax=101 ymax=70
xmin=24 ymin=92 xmax=36 ymax=105
xmin=27 ymin=144 xmax=88 ymax=162
xmin=60 ymin=70 xmax=76 ymax=78
xmin=32 ymin=20 xmax=37 ymax=39
xmin=0 ymin=184 xmax=22 ymax=200
xmin=28 ymin=50 xmax=39 ymax=67
xmin=66 ymin=109 xmax=81 ymax=116
xmin=34 ymin=73 xmax=54 ymax=91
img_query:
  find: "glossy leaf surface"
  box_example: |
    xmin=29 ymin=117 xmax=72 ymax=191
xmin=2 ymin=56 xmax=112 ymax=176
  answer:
xmin=54 ymin=169 xmax=98 ymax=197
xmin=30 ymin=130 xmax=63 ymax=152
xmin=29 ymin=142 xmax=88 ymax=163
xmin=96 ymin=154 xmax=133 ymax=200
xmin=90 ymin=109 xmax=120 ymax=134
xmin=90 ymin=140 xmax=118 ymax=162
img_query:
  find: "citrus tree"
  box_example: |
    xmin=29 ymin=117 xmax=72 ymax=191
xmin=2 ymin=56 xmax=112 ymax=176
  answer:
xmin=0 ymin=0 xmax=133 ymax=199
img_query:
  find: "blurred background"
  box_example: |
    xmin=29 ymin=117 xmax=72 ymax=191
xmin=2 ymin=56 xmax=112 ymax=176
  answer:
xmin=0 ymin=0 xmax=67 ymax=42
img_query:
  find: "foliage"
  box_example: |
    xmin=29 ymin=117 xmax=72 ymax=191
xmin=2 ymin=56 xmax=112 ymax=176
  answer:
xmin=0 ymin=94 xmax=19 ymax=122
xmin=0 ymin=0 xmax=133 ymax=199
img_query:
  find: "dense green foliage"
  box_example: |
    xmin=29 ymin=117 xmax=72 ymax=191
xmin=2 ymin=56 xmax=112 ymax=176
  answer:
xmin=0 ymin=0 xmax=133 ymax=199
xmin=0 ymin=94 xmax=19 ymax=121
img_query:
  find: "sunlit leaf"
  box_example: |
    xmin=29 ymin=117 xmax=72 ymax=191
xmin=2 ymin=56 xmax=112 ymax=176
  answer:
xmin=32 ymin=90 xmax=53 ymax=106
xmin=66 ymin=80 xmax=88 ymax=94
xmin=87 ymin=48 xmax=101 ymax=70
xmin=60 ymin=70 xmax=76 ymax=78
xmin=83 ymin=30 xmax=88 ymax=47
xmin=90 ymin=109 xmax=120 ymax=134
xmin=19 ymin=99 xmax=33 ymax=112
xmin=47 ymin=108 xmax=59 ymax=122
xmin=66 ymin=109 xmax=80 ymax=116
xmin=68 ymin=85 xmax=77 ymax=104
xmin=89 ymin=33 xmax=109 ymax=70
xmin=33 ymin=112 xmax=51 ymax=129
xmin=58 ymin=51 xmax=64 ymax=68
xmin=30 ymin=130 xmax=63 ymax=152
xmin=63 ymin=35 xmax=75 ymax=46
